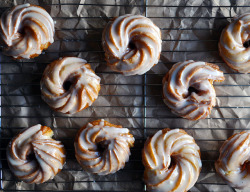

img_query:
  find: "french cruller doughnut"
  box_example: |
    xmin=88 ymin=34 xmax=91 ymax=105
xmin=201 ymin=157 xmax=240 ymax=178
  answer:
xmin=6 ymin=124 xmax=66 ymax=183
xmin=0 ymin=3 xmax=54 ymax=59
xmin=162 ymin=60 xmax=225 ymax=120
xmin=102 ymin=14 xmax=162 ymax=76
xmin=215 ymin=131 xmax=250 ymax=189
xmin=40 ymin=57 xmax=101 ymax=114
xmin=74 ymin=119 xmax=134 ymax=175
xmin=142 ymin=128 xmax=202 ymax=192
xmin=219 ymin=13 xmax=250 ymax=73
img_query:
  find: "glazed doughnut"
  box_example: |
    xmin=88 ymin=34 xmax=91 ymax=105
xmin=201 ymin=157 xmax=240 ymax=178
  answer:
xmin=215 ymin=131 xmax=250 ymax=189
xmin=102 ymin=14 xmax=162 ymax=76
xmin=6 ymin=124 xmax=66 ymax=184
xmin=74 ymin=119 xmax=134 ymax=175
xmin=40 ymin=57 xmax=101 ymax=114
xmin=162 ymin=60 xmax=225 ymax=121
xmin=219 ymin=13 xmax=250 ymax=73
xmin=142 ymin=128 xmax=202 ymax=192
xmin=0 ymin=3 xmax=54 ymax=59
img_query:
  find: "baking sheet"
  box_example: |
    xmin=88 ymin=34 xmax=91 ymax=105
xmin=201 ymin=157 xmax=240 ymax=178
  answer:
xmin=1 ymin=0 xmax=250 ymax=191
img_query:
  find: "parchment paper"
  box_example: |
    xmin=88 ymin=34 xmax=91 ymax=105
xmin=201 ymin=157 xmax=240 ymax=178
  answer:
xmin=1 ymin=0 xmax=250 ymax=191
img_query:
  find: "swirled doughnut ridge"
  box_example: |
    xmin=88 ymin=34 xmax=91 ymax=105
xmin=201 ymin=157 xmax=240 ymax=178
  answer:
xmin=40 ymin=57 xmax=101 ymax=114
xmin=142 ymin=128 xmax=202 ymax=192
xmin=219 ymin=13 xmax=250 ymax=73
xmin=6 ymin=124 xmax=66 ymax=183
xmin=162 ymin=60 xmax=225 ymax=120
xmin=102 ymin=14 xmax=162 ymax=76
xmin=0 ymin=3 xmax=54 ymax=59
xmin=74 ymin=119 xmax=134 ymax=175
xmin=215 ymin=131 xmax=250 ymax=189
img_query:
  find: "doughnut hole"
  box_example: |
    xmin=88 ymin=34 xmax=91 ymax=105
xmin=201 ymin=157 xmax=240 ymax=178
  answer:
xmin=63 ymin=75 xmax=80 ymax=91
xmin=125 ymin=41 xmax=137 ymax=53
xmin=243 ymin=40 xmax=250 ymax=48
xmin=63 ymin=80 xmax=73 ymax=91
xmin=96 ymin=141 xmax=109 ymax=156
xmin=128 ymin=41 xmax=136 ymax=50
xmin=12 ymin=26 xmax=25 ymax=41
xmin=183 ymin=86 xmax=200 ymax=98
xmin=169 ymin=157 xmax=176 ymax=169
xmin=241 ymin=160 xmax=250 ymax=172
xmin=18 ymin=26 xmax=25 ymax=36
xmin=27 ymin=152 xmax=36 ymax=161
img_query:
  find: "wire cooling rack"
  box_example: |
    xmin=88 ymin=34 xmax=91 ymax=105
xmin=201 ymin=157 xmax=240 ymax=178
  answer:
xmin=1 ymin=0 xmax=250 ymax=191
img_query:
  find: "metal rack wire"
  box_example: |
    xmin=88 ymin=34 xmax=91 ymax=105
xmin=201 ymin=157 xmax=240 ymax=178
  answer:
xmin=1 ymin=0 xmax=250 ymax=191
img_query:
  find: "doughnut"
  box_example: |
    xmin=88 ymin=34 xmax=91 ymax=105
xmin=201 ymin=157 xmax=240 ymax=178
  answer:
xmin=215 ymin=131 xmax=250 ymax=189
xmin=74 ymin=119 xmax=134 ymax=175
xmin=6 ymin=124 xmax=66 ymax=184
xmin=142 ymin=128 xmax=202 ymax=192
xmin=102 ymin=14 xmax=162 ymax=76
xmin=162 ymin=60 xmax=225 ymax=121
xmin=40 ymin=57 xmax=101 ymax=114
xmin=0 ymin=3 xmax=54 ymax=59
xmin=219 ymin=13 xmax=250 ymax=73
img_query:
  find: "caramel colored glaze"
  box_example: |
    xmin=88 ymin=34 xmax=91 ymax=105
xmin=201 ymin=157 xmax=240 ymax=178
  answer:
xmin=142 ymin=129 xmax=202 ymax=192
xmin=215 ymin=131 xmax=250 ymax=189
xmin=162 ymin=60 xmax=225 ymax=121
xmin=102 ymin=14 xmax=162 ymax=76
xmin=219 ymin=13 xmax=250 ymax=73
xmin=6 ymin=124 xmax=66 ymax=184
xmin=40 ymin=57 xmax=101 ymax=114
xmin=0 ymin=3 xmax=54 ymax=59
xmin=74 ymin=119 xmax=134 ymax=175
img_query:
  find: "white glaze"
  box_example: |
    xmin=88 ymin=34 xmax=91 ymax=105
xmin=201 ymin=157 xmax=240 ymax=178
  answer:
xmin=219 ymin=13 xmax=250 ymax=73
xmin=102 ymin=14 xmax=162 ymax=76
xmin=215 ymin=131 xmax=250 ymax=189
xmin=40 ymin=57 xmax=101 ymax=114
xmin=142 ymin=129 xmax=202 ymax=192
xmin=0 ymin=3 xmax=54 ymax=59
xmin=74 ymin=119 xmax=134 ymax=175
xmin=162 ymin=60 xmax=224 ymax=120
xmin=6 ymin=124 xmax=65 ymax=183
